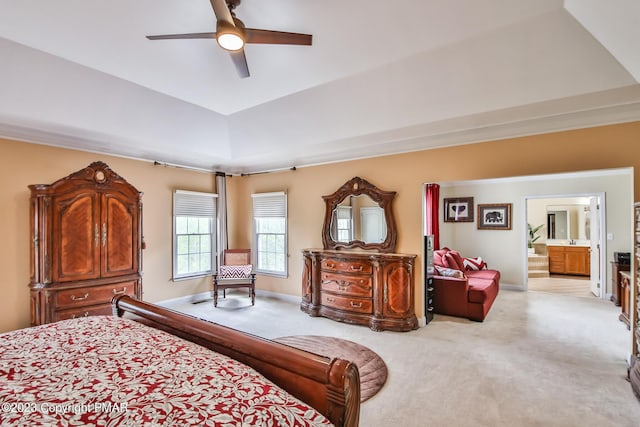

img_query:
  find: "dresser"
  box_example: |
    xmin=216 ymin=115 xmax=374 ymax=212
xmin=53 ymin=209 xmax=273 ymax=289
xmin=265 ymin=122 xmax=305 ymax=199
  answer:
xmin=29 ymin=162 xmax=143 ymax=325
xmin=630 ymin=203 xmax=640 ymax=400
xmin=301 ymin=249 xmax=418 ymax=332
xmin=611 ymin=261 xmax=631 ymax=306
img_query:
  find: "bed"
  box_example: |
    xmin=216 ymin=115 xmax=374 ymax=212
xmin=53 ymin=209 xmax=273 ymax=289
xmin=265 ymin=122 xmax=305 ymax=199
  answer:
xmin=0 ymin=295 xmax=360 ymax=426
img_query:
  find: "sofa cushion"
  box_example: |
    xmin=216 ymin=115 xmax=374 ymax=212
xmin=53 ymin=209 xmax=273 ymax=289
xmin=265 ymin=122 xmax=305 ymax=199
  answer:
xmin=466 ymin=269 xmax=500 ymax=282
xmin=434 ymin=266 xmax=465 ymax=279
xmin=467 ymin=279 xmax=496 ymax=304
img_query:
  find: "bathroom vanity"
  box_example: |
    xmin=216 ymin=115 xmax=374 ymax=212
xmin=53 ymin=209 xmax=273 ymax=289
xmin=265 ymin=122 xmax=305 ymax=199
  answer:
xmin=547 ymin=245 xmax=590 ymax=276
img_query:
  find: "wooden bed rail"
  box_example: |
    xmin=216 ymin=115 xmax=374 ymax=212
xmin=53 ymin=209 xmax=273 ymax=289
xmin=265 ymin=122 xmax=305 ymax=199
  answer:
xmin=112 ymin=295 xmax=360 ymax=427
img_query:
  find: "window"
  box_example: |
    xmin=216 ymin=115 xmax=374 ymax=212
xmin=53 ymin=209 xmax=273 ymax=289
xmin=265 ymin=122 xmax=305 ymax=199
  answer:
xmin=334 ymin=206 xmax=353 ymax=242
xmin=252 ymin=192 xmax=287 ymax=277
xmin=173 ymin=190 xmax=217 ymax=280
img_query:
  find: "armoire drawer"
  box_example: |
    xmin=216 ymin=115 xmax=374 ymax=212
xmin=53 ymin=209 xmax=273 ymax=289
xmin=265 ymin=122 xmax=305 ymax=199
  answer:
xmin=54 ymin=303 xmax=113 ymax=322
xmin=55 ymin=281 xmax=136 ymax=309
xmin=321 ymin=292 xmax=372 ymax=314
xmin=320 ymin=259 xmax=373 ymax=275
xmin=320 ymin=272 xmax=372 ymax=297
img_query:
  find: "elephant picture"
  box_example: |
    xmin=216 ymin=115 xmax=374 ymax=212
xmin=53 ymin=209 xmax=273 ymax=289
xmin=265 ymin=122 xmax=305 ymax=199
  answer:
xmin=478 ymin=203 xmax=512 ymax=230
xmin=484 ymin=211 xmax=503 ymax=223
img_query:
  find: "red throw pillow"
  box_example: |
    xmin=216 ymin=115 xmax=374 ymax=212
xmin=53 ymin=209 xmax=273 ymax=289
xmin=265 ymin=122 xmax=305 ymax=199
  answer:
xmin=463 ymin=257 xmax=487 ymax=271
xmin=434 ymin=250 xmax=447 ymax=267
xmin=445 ymin=251 xmax=465 ymax=271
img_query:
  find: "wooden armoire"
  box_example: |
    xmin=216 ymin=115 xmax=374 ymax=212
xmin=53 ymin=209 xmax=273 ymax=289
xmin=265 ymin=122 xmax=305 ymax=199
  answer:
xmin=29 ymin=161 xmax=143 ymax=325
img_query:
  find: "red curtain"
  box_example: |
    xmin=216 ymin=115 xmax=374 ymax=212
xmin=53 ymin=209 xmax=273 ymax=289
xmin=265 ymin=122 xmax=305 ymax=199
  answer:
xmin=425 ymin=183 xmax=440 ymax=250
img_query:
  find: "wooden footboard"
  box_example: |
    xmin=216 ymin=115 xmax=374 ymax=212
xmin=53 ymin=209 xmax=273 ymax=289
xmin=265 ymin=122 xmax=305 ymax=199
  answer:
xmin=112 ymin=295 xmax=360 ymax=427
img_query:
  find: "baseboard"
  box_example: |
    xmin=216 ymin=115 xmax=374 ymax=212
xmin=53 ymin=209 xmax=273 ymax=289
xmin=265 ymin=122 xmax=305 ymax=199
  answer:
xmin=157 ymin=289 xmax=300 ymax=308
xmin=500 ymin=283 xmax=523 ymax=291
xmin=156 ymin=291 xmax=212 ymax=307
xmin=417 ymin=316 xmax=427 ymax=327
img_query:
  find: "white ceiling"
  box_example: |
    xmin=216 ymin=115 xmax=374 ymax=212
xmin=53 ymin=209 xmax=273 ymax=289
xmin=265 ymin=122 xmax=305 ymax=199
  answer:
xmin=0 ymin=0 xmax=639 ymax=174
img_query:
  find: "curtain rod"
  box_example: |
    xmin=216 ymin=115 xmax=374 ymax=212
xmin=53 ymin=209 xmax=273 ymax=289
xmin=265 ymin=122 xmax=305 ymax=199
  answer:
xmin=152 ymin=160 xmax=222 ymax=174
xmin=240 ymin=166 xmax=297 ymax=177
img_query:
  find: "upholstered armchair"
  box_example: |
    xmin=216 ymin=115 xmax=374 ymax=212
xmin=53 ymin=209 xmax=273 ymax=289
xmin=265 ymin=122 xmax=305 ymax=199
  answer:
xmin=212 ymin=249 xmax=256 ymax=307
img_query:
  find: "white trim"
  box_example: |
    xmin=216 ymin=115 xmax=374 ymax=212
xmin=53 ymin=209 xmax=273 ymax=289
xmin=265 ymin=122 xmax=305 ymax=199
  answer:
xmin=156 ymin=289 xmax=300 ymax=308
xmin=156 ymin=291 xmax=213 ymax=307
xmin=441 ymin=167 xmax=632 ymax=187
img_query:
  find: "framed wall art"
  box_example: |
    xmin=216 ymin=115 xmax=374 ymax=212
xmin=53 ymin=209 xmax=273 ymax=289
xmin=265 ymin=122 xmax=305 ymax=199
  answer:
xmin=444 ymin=197 xmax=474 ymax=222
xmin=478 ymin=203 xmax=512 ymax=230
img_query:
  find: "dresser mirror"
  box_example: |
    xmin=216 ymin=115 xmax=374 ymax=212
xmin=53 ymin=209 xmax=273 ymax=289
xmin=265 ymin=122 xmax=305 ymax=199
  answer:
xmin=322 ymin=176 xmax=397 ymax=252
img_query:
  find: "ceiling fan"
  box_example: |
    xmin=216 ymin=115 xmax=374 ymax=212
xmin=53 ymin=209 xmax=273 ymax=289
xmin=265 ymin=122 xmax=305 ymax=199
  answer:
xmin=146 ymin=0 xmax=312 ymax=78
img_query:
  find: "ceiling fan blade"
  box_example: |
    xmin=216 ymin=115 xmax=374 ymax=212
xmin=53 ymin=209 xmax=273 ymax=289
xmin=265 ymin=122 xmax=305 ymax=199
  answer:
xmin=245 ymin=29 xmax=312 ymax=45
xmin=146 ymin=32 xmax=217 ymax=40
xmin=229 ymin=49 xmax=250 ymax=78
xmin=210 ymin=0 xmax=234 ymax=25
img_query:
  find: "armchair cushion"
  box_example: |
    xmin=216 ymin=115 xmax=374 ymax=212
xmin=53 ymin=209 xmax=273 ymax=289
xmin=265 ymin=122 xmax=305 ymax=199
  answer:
xmin=218 ymin=264 xmax=253 ymax=278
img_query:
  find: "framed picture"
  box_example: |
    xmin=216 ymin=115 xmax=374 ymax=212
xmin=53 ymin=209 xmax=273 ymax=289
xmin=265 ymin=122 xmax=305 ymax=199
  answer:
xmin=444 ymin=197 xmax=474 ymax=222
xmin=478 ymin=203 xmax=512 ymax=230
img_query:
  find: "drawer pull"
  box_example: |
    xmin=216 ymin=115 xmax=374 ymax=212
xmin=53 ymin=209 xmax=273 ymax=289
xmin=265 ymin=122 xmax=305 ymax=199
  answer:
xmin=350 ymin=265 xmax=363 ymax=272
xmin=72 ymin=312 xmax=89 ymax=318
xmin=326 ymin=297 xmax=336 ymax=303
xmin=325 ymin=263 xmax=335 ymax=269
xmin=112 ymin=287 xmax=127 ymax=295
xmin=70 ymin=293 xmax=89 ymax=301
xmin=427 ymin=287 xmax=434 ymax=292
xmin=350 ymin=301 xmax=363 ymax=308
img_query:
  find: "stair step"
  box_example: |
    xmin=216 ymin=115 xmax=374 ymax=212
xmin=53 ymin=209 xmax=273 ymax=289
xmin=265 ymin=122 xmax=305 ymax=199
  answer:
xmin=528 ymin=270 xmax=550 ymax=278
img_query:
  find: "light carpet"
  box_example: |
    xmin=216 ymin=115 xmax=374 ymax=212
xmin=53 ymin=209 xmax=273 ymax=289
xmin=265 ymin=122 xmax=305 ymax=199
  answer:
xmin=163 ymin=289 xmax=640 ymax=427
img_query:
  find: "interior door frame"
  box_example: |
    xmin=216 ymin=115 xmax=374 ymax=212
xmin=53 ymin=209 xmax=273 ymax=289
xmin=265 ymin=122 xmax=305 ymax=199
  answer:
xmin=522 ymin=192 xmax=607 ymax=299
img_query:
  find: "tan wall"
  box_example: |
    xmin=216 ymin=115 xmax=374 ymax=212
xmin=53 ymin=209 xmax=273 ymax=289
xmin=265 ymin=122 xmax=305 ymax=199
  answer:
xmin=0 ymin=138 xmax=215 ymax=332
xmin=227 ymin=122 xmax=640 ymax=319
xmin=2 ymin=121 xmax=639 ymax=332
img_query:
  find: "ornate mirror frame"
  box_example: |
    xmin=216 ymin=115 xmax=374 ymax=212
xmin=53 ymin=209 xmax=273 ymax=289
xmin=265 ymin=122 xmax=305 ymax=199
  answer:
xmin=322 ymin=176 xmax=398 ymax=253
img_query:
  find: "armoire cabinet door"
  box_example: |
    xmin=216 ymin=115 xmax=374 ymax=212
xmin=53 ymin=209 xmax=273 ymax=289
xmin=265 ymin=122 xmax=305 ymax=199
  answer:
xmin=101 ymin=192 xmax=139 ymax=277
xmin=52 ymin=191 xmax=101 ymax=282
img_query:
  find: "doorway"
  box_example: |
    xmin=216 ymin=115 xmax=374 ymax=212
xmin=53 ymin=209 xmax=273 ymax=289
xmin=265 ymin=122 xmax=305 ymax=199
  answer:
xmin=524 ymin=193 xmax=605 ymax=299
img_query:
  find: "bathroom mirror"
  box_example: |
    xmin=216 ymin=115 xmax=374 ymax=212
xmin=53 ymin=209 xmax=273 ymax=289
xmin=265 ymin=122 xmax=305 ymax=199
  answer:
xmin=546 ymin=204 xmax=590 ymax=241
xmin=322 ymin=177 xmax=397 ymax=252
xmin=547 ymin=208 xmax=569 ymax=240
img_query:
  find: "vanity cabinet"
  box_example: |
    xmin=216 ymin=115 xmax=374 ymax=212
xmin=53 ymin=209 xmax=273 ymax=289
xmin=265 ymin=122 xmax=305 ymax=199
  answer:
xmin=29 ymin=162 xmax=143 ymax=325
xmin=301 ymin=249 xmax=418 ymax=332
xmin=547 ymin=245 xmax=590 ymax=276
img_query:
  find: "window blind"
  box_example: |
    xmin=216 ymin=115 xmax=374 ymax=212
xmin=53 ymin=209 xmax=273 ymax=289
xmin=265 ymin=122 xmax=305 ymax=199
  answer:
xmin=251 ymin=191 xmax=286 ymax=217
xmin=174 ymin=190 xmax=217 ymax=217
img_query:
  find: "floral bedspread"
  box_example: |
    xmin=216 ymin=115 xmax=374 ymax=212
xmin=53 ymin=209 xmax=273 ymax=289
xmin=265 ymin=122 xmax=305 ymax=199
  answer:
xmin=0 ymin=316 xmax=333 ymax=426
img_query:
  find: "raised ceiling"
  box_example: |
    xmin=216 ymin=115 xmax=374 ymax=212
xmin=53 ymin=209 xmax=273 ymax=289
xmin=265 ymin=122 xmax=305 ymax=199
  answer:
xmin=1 ymin=0 xmax=639 ymax=174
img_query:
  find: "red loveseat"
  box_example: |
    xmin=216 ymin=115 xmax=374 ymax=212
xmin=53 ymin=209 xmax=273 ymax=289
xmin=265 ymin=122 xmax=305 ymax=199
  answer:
xmin=431 ymin=248 xmax=500 ymax=321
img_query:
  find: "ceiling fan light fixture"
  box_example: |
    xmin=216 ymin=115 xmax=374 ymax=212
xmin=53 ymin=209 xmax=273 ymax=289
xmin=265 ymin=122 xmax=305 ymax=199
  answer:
xmin=216 ymin=21 xmax=244 ymax=51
